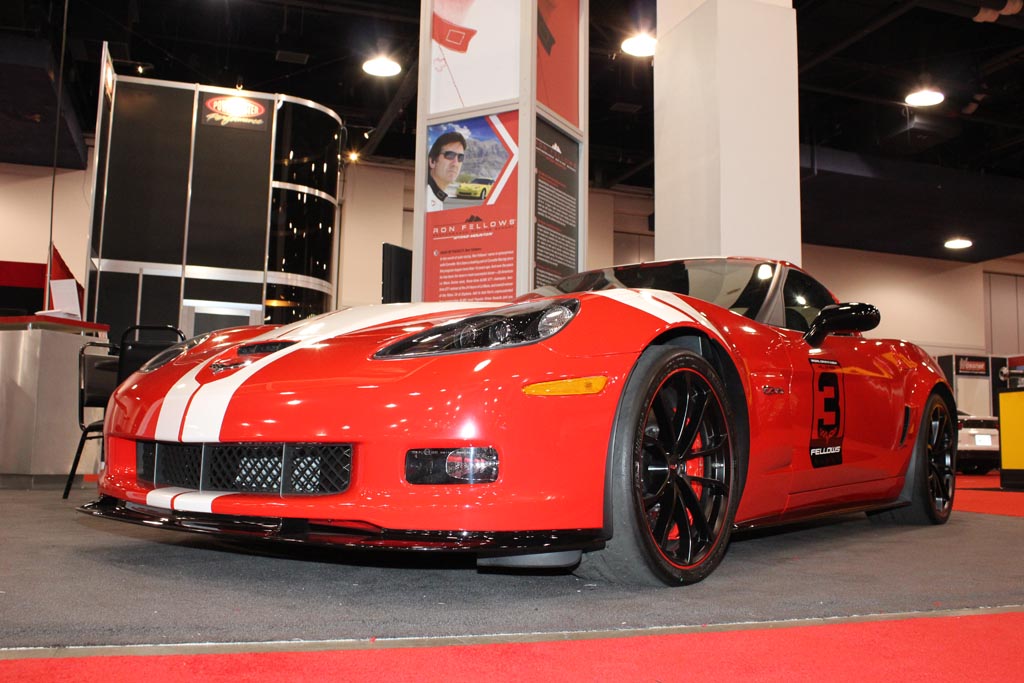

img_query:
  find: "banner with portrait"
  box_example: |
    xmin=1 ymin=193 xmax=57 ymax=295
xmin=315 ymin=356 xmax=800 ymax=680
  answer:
xmin=423 ymin=111 xmax=519 ymax=302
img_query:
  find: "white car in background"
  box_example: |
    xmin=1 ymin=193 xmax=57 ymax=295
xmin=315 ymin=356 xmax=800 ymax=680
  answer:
xmin=957 ymin=410 xmax=1001 ymax=475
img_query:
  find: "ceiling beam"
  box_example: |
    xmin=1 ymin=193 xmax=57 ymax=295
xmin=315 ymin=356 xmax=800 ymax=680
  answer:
xmin=360 ymin=57 xmax=418 ymax=157
xmin=244 ymin=0 xmax=418 ymax=23
xmin=598 ymin=157 xmax=653 ymax=189
xmin=800 ymin=83 xmax=1024 ymax=132
xmin=799 ymin=1 xmax=921 ymax=75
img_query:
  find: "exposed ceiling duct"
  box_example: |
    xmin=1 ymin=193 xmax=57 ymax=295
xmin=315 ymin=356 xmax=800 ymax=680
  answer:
xmin=2 ymin=0 xmax=1024 ymax=262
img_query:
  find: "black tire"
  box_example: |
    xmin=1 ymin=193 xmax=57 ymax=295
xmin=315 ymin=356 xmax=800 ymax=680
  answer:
xmin=479 ymin=189 xmax=487 ymax=199
xmin=871 ymin=392 xmax=956 ymax=525
xmin=579 ymin=346 xmax=740 ymax=586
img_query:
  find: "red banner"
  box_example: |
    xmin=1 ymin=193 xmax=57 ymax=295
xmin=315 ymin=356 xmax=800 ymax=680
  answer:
xmin=536 ymin=0 xmax=579 ymax=126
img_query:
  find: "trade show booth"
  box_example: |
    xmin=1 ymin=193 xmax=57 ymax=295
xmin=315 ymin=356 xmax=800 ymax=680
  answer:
xmin=86 ymin=47 xmax=344 ymax=340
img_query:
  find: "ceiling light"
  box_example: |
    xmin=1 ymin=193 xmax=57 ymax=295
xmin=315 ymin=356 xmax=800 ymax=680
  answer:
xmin=347 ymin=151 xmax=360 ymax=162
xmin=621 ymin=33 xmax=656 ymax=57
xmin=944 ymin=238 xmax=972 ymax=250
xmin=905 ymin=87 xmax=944 ymax=107
xmin=362 ymin=56 xmax=401 ymax=77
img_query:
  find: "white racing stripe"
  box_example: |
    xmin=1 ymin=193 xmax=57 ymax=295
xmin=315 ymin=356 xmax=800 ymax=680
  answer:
xmin=595 ymin=289 xmax=692 ymax=323
xmin=145 ymin=487 xmax=194 ymax=509
xmin=155 ymin=365 xmax=206 ymax=442
xmin=144 ymin=487 xmax=227 ymax=512
xmin=595 ymin=289 xmax=725 ymax=341
xmin=158 ymin=302 xmax=490 ymax=443
xmin=172 ymin=491 xmax=227 ymax=513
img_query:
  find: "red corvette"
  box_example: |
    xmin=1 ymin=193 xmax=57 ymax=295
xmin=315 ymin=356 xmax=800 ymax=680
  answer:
xmin=80 ymin=257 xmax=957 ymax=586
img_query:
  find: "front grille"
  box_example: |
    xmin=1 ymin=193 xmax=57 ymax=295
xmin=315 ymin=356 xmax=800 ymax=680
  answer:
xmin=137 ymin=441 xmax=352 ymax=495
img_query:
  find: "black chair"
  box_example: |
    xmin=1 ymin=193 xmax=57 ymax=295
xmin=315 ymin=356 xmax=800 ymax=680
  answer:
xmin=117 ymin=324 xmax=186 ymax=382
xmin=62 ymin=341 xmax=119 ymax=499
xmin=63 ymin=324 xmax=185 ymax=498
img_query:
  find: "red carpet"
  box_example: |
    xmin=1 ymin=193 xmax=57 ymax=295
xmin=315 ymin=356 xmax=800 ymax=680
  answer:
xmin=955 ymin=472 xmax=1024 ymax=517
xmin=3 ymin=611 xmax=1022 ymax=682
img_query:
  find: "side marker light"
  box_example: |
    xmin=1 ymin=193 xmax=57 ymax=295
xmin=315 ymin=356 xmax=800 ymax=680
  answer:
xmin=523 ymin=376 xmax=608 ymax=396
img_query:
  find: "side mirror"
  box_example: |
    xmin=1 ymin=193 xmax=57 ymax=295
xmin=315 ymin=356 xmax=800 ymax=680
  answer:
xmin=804 ymin=303 xmax=880 ymax=347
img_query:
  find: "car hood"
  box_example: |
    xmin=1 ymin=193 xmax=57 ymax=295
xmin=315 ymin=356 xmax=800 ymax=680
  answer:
xmin=252 ymin=301 xmax=496 ymax=345
xmin=110 ymin=290 xmax=737 ymax=443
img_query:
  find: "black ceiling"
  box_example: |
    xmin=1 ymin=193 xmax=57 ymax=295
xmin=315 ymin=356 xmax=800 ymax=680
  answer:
xmin=3 ymin=0 xmax=1023 ymax=262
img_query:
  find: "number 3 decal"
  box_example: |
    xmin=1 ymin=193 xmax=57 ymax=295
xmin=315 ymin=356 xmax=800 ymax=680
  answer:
xmin=817 ymin=372 xmax=841 ymax=438
xmin=810 ymin=360 xmax=844 ymax=468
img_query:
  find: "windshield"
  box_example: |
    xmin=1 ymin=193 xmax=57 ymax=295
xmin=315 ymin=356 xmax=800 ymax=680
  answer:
xmin=535 ymin=259 xmax=777 ymax=320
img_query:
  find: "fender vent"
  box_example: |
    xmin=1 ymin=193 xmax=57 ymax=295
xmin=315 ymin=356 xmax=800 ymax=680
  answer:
xmin=899 ymin=406 xmax=911 ymax=446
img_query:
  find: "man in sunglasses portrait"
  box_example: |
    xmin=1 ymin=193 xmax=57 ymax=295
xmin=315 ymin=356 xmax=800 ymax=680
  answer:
xmin=426 ymin=131 xmax=467 ymax=212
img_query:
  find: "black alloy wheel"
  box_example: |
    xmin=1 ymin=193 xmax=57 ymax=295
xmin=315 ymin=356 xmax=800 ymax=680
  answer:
xmin=923 ymin=396 xmax=956 ymax=522
xmin=635 ymin=361 xmax=732 ymax=571
xmin=579 ymin=347 xmax=740 ymax=586
xmin=870 ymin=392 xmax=956 ymax=525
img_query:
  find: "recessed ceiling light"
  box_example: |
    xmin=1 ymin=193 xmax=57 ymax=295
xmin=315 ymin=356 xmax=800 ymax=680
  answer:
xmin=621 ymin=33 xmax=656 ymax=57
xmin=944 ymin=238 xmax=972 ymax=250
xmin=362 ymin=56 xmax=401 ymax=77
xmin=905 ymin=88 xmax=944 ymax=107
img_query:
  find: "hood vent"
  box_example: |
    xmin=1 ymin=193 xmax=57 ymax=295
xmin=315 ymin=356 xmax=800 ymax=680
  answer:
xmin=237 ymin=341 xmax=297 ymax=356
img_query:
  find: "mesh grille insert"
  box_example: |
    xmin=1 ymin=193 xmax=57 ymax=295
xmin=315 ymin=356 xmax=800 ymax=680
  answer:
xmin=136 ymin=441 xmax=352 ymax=495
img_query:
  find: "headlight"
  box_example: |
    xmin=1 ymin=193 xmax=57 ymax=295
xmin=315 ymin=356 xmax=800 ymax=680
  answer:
xmin=138 ymin=333 xmax=212 ymax=373
xmin=375 ymin=299 xmax=579 ymax=358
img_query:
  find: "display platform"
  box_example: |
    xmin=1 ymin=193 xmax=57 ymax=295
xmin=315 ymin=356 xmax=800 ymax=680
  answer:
xmin=2 ymin=487 xmax=1021 ymax=650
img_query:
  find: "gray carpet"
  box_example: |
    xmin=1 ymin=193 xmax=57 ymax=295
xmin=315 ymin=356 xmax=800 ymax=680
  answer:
xmin=1 ymin=489 xmax=1022 ymax=649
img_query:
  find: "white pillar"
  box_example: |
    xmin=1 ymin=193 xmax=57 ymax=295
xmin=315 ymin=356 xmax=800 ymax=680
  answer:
xmin=654 ymin=0 xmax=801 ymax=265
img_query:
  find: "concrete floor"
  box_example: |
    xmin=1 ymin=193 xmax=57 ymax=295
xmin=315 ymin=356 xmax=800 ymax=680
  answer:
xmin=1 ymin=488 xmax=1022 ymax=652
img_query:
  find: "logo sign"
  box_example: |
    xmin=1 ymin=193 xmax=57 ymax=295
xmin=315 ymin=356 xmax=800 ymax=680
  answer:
xmin=202 ymin=94 xmax=269 ymax=130
xmin=956 ymin=355 xmax=989 ymax=376
xmin=809 ymin=358 xmax=844 ymax=468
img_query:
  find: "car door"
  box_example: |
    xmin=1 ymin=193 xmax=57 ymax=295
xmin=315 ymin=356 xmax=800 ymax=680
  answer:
xmin=776 ymin=268 xmax=905 ymax=493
